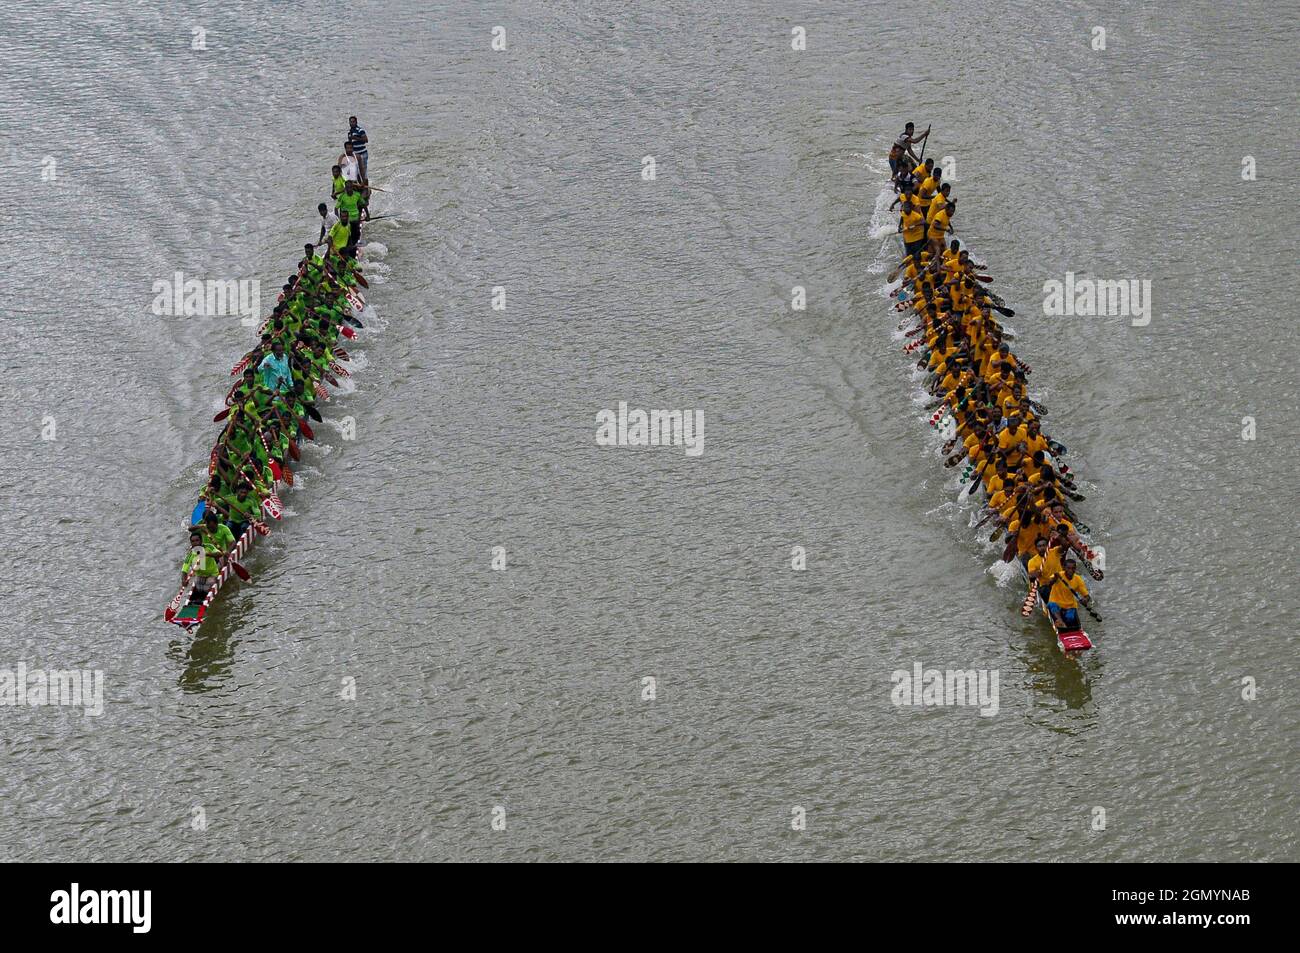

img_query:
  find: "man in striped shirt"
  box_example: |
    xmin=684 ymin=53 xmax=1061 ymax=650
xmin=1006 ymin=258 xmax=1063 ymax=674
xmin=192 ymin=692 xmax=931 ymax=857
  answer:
xmin=348 ymin=115 xmax=369 ymax=181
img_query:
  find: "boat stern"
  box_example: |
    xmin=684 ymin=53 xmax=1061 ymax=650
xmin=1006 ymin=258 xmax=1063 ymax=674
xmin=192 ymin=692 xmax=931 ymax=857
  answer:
xmin=1057 ymin=630 xmax=1093 ymax=653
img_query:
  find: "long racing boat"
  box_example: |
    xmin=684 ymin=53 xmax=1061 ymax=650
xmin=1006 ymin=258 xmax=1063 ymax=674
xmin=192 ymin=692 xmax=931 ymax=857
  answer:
xmin=883 ymin=129 xmax=1102 ymax=656
xmin=165 ymin=153 xmax=377 ymax=633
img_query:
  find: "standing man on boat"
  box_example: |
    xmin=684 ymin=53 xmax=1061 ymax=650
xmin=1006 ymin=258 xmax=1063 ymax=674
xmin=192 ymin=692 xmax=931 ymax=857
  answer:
xmin=348 ymin=116 xmax=369 ymax=182
xmin=338 ymin=141 xmax=361 ymax=183
xmin=317 ymin=202 xmax=339 ymax=246
xmin=890 ymin=122 xmax=929 ymax=176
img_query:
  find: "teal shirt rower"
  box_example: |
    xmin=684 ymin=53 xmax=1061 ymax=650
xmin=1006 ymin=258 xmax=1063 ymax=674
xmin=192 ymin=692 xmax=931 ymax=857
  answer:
xmin=258 ymin=351 xmax=291 ymax=392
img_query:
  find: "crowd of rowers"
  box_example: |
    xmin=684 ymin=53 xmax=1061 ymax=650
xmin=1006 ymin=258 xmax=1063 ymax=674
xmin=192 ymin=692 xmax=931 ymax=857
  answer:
xmin=888 ymin=123 xmax=1100 ymax=632
xmin=179 ymin=118 xmax=373 ymax=603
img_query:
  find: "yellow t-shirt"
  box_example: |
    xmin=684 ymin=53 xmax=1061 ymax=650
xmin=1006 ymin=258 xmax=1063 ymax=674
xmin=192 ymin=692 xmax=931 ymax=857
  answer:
xmin=927 ymin=193 xmax=948 ymax=223
xmin=1016 ymin=521 xmax=1043 ymax=554
xmin=916 ymin=176 xmax=937 ymax=209
xmin=998 ymin=424 xmax=1028 ymax=450
xmin=1049 ymin=516 xmax=1075 ymax=537
xmin=1042 ymin=546 xmax=1065 ymax=583
xmin=901 ymin=210 xmax=926 ymax=243
xmin=1048 ymin=572 xmax=1089 ymax=608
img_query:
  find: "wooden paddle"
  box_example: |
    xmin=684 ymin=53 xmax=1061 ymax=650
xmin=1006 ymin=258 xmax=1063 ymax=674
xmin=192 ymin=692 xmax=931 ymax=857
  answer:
xmin=963 ymin=466 xmax=987 ymax=497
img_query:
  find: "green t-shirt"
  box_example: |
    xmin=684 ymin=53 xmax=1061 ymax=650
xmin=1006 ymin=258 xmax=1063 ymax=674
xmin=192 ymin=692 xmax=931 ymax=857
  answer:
xmin=336 ymin=190 xmax=365 ymax=221
xmin=328 ymin=221 xmax=350 ymax=251
xmin=224 ymin=491 xmax=257 ymax=523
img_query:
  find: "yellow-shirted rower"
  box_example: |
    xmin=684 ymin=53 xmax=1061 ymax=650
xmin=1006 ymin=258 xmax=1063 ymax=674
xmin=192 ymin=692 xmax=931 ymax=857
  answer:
xmin=1047 ymin=560 xmax=1090 ymax=630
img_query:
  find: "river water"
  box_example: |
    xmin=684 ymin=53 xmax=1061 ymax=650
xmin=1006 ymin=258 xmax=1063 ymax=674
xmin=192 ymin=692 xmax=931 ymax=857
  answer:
xmin=1 ymin=1 xmax=1295 ymax=861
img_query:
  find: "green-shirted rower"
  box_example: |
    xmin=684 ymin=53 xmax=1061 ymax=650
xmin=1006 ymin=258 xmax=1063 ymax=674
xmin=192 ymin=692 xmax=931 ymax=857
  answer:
xmin=335 ymin=180 xmax=368 ymax=248
xmin=182 ymin=512 xmax=235 ymax=602
xmin=327 ymin=210 xmax=352 ymax=256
